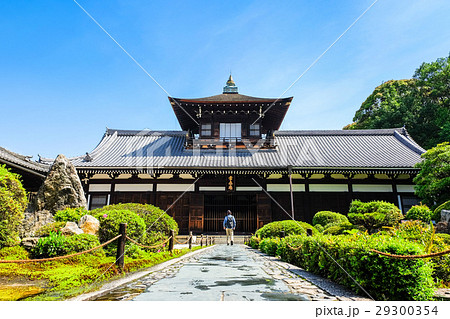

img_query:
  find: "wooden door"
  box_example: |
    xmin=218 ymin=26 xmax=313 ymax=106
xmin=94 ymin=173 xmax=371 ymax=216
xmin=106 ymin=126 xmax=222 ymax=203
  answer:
xmin=257 ymin=193 xmax=272 ymax=229
xmin=189 ymin=193 xmax=204 ymax=232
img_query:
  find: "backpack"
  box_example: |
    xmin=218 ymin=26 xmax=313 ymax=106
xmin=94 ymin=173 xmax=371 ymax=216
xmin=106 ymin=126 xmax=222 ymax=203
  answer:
xmin=226 ymin=215 xmax=234 ymax=228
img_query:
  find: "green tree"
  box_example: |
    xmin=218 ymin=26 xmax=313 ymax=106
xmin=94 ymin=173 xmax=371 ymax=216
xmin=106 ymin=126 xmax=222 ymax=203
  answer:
xmin=346 ymin=55 xmax=450 ymax=149
xmin=0 ymin=165 xmax=28 ymax=248
xmin=413 ymin=142 xmax=450 ymax=208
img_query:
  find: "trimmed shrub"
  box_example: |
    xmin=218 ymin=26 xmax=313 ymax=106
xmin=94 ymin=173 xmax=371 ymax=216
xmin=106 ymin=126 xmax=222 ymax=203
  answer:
xmin=0 ymin=165 xmax=27 ymax=248
xmin=95 ymin=209 xmax=146 ymax=244
xmin=349 ymin=200 xmax=403 ymax=232
xmin=247 ymin=236 xmax=260 ymax=249
xmin=259 ymin=238 xmax=280 ymax=256
xmin=314 ymin=224 xmax=324 ymax=233
xmin=323 ymin=222 xmax=357 ymax=235
xmin=312 ymin=211 xmax=348 ymax=227
xmin=32 ymin=232 xmax=68 ymax=258
xmin=255 ymin=220 xmax=316 ymax=239
xmin=65 ymin=234 xmax=104 ymax=257
xmin=405 ymin=204 xmax=432 ymax=223
xmin=276 ymin=234 xmax=434 ymax=300
xmin=35 ymin=222 xmax=66 ymax=237
xmin=432 ymin=200 xmax=450 ymax=222
xmin=91 ymin=203 xmax=178 ymax=246
xmin=54 ymin=207 xmax=87 ymax=223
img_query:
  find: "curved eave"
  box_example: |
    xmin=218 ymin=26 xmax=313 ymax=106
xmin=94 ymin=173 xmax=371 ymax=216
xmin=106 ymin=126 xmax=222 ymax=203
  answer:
xmin=75 ymin=166 xmax=420 ymax=176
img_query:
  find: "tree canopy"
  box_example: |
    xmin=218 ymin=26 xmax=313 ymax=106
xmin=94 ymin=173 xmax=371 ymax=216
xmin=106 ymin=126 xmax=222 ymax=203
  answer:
xmin=413 ymin=142 xmax=450 ymax=208
xmin=345 ymin=55 xmax=450 ymax=150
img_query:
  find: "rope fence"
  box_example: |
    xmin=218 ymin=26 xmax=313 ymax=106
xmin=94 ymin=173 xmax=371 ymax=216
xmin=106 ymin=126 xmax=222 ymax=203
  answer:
xmin=370 ymin=248 xmax=450 ymax=259
xmin=0 ymin=235 xmax=121 ymax=264
xmin=0 ymin=225 xmax=215 ymax=268
xmin=126 ymin=236 xmax=172 ymax=249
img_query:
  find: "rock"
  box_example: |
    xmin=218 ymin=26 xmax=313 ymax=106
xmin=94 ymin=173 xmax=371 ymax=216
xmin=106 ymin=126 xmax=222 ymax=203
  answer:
xmin=61 ymin=222 xmax=84 ymax=236
xmin=435 ymin=221 xmax=449 ymax=234
xmin=36 ymin=154 xmax=87 ymax=213
xmin=79 ymin=215 xmax=99 ymax=235
xmin=19 ymin=210 xmax=55 ymax=238
xmin=21 ymin=237 xmax=40 ymax=250
xmin=441 ymin=210 xmax=450 ymax=223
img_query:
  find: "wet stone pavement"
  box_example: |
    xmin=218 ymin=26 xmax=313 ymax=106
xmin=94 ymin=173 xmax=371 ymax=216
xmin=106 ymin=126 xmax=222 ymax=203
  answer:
xmin=94 ymin=245 xmax=341 ymax=301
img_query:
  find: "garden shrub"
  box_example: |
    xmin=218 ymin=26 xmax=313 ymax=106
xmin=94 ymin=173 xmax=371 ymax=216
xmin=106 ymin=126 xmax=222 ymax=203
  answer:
xmin=432 ymin=200 xmax=450 ymax=222
xmin=0 ymin=165 xmax=27 ymax=248
xmin=393 ymin=220 xmax=434 ymax=247
xmin=54 ymin=207 xmax=87 ymax=223
xmin=323 ymin=222 xmax=356 ymax=235
xmin=314 ymin=224 xmax=324 ymax=233
xmin=35 ymin=222 xmax=66 ymax=237
xmin=348 ymin=200 xmax=403 ymax=232
xmin=436 ymin=233 xmax=450 ymax=246
xmin=405 ymin=204 xmax=432 ymax=223
xmin=65 ymin=234 xmax=104 ymax=257
xmin=32 ymin=232 xmax=68 ymax=258
xmin=31 ymin=232 xmax=105 ymax=259
xmin=95 ymin=209 xmax=146 ymax=244
xmin=247 ymin=236 xmax=260 ymax=249
xmin=0 ymin=245 xmax=29 ymax=260
xmin=91 ymin=203 xmax=178 ymax=246
xmin=255 ymin=220 xmax=316 ymax=239
xmin=259 ymin=238 xmax=280 ymax=256
xmin=312 ymin=211 xmax=348 ymax=227
xmin=276 ymin=234 xmax=434 ymax=300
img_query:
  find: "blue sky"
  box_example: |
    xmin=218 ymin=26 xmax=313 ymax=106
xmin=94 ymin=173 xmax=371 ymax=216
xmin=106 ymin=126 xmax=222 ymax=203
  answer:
xmin=1 ymin=0 xmax=449 ymax=159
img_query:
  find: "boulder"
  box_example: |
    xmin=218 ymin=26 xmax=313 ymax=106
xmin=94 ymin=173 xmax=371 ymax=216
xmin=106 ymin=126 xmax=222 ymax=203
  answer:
xmin=19 ymin=210 xmax=55 ymax=238
xmin=441 ymin=210 xmax=450 ymax=223
xmin=36 ymin=154 xmax=87 ymax=213
xmin=21 ymin=237 xmax=40 ymax=250
xmin=435 ymin=221 xmax=450 ymax=234
xmin=79 ymin=215 xmax=99 ymax=235
xmin=61 ymin=222 xmax=84 ymax=236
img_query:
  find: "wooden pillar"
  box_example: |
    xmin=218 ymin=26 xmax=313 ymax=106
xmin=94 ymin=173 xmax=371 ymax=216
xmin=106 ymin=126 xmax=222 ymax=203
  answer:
xmin=169 ymin=229 xmax=175 ymax=252
xmin=188 ymin=231 xmax=192 ymax=249
xmin=116 ymin=223 xmax=127 ymax=270
xmin=288 ymin=165 xmax=295 ymax=220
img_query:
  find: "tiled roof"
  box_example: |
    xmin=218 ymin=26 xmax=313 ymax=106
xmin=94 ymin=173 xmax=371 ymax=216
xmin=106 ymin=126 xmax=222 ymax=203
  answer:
xmin=171 ymin=94 xmax=292 ymax=103
xmin=71 ymin=128 xmax=425 ymax=174
xmin=0 ymin=147 xmax=50 ymax=176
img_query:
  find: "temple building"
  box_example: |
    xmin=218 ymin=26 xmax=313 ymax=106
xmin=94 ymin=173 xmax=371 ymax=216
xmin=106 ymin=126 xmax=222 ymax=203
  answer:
xmin=54 ymin=76 xmax=424 ymax=234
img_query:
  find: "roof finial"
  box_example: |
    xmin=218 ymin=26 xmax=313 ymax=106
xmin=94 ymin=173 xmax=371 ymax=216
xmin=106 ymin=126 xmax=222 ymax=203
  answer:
xmin=223 ymin=73 xmax=238 ymax=94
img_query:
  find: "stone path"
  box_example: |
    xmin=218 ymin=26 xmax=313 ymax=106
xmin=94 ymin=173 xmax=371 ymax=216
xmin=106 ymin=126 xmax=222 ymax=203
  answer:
xmin=91 ymin=245 xmax=370 ymax=301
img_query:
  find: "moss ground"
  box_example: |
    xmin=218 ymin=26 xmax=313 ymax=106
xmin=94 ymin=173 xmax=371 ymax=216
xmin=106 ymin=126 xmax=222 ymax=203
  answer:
xmin=0 ymin=246 xmax=204 ymax=300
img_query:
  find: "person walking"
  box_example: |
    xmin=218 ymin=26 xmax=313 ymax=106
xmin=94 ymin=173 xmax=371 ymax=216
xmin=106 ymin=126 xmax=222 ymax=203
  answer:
xmin=223 ymin=210 xmax=236 ymax=245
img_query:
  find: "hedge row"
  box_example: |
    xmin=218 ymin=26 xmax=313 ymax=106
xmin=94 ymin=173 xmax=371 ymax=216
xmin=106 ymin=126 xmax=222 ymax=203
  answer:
xmin=276 ymin=234 xmax=434 ymax=301
xmin=255 ymin=220 xmax=317 ymax=239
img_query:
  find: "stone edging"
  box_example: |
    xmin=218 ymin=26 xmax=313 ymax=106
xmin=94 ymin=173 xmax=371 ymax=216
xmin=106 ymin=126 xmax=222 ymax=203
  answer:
xmin=69 ymin=246 xmax=215 ymax=301
xmin=245 ymin=247 xmax=372 ymax=301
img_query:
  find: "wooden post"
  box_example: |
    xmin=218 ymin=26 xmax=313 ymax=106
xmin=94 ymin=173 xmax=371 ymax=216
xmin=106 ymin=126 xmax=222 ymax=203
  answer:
xmin=188 ymin=231 xmax=192 ymax=249
xmin=116 ymin=223 xmax=127 ymax=270
xmin=169 ymin=229 xmax=174 ymax=252
xmin=206 ymin=235 xmax=209 ymax=246
xmin=288 ymin=165 xmax=295 ymax=220
xmin=200 ymin=235 xmax=203 ymax=247
xmin=306 ymin=228 xmax=312 ymax=236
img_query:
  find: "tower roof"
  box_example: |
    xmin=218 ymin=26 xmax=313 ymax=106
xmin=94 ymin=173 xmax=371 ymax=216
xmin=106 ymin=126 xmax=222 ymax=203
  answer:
xmin=223 ymin=74 xmax=238 ymax=94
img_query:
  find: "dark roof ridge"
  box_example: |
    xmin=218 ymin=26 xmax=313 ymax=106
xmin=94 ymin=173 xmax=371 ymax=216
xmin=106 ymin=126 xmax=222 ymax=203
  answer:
xmin=170 ymin=94 xmax=293 ymax=103
xmin=393 ymin=130 xmax=426 ymax=155
xmin=275 ymin=128 xmax=405 ymax=136
xmin=106 ymin=128 xmax=186 ymax=136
